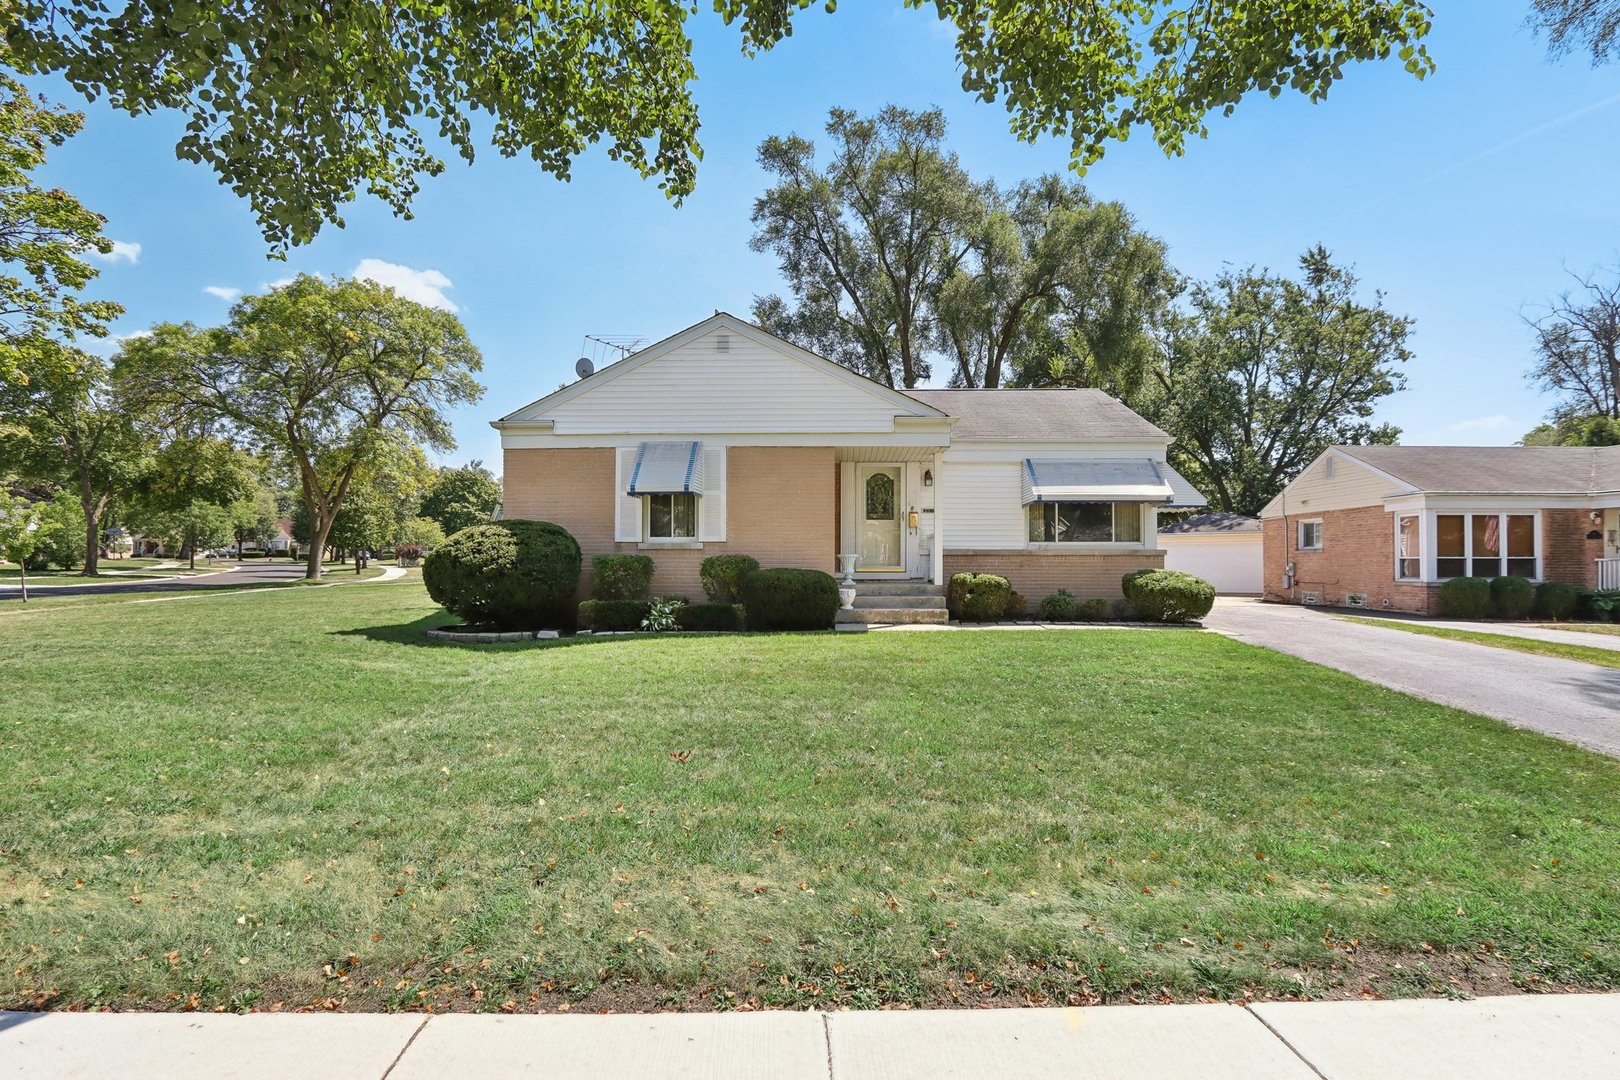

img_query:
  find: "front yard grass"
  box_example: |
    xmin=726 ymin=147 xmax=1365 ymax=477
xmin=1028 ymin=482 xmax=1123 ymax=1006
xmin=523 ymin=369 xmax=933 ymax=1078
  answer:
xmin=2 ymin=582 xmax=1617 ymax=1013
xmin=1338 ymin=616 xmax=1620 ymax=671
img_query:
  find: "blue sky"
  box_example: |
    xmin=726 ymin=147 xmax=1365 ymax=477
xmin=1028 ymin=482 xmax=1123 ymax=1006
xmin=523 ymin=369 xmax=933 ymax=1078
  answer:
xmin=35 ymin=1 xmax=1620 ymax=469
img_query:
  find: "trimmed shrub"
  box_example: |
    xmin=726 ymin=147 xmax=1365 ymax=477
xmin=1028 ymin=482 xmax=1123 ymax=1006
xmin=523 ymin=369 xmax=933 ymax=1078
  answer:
xmin=591 ymin=553 xmax=655 ymax=600
xmin=1121 ymin=569 xmax=1215 ymax=624
xmin=1078 ymin=597 xmax=1112 ymax=622
xmin=947 ymin=572 xmax=1013 ymax=622
xmin=1532 ymin=581 xmax=1580 ymax=621
xmin=700 ymin=554 xmax=761 ymax=604
xmin=1437 ymin=576 xmax=1491 ymax=619
xmin=1488 ymin=575 xmax=1534 ymax=620
xmin=1037 ymin=589 xmax=1080 ymax=622
xmin=1004 ymin=591 xmax=1029 ymax=618
xmin=741 ymin=568 xmax=839 ymax=631
xmin=1112 ymin=598 xmax=1136 ymax=621
xmin=394 ymin=543 xmax=424 ymax=568
xmin=1582 ymin=588 xmax=1620 ymax=622
xmin=578 ymin=599 xmax=652 ymax=632
xmin=676 ymin=602 xmax=745 ymax=632
xmin=422 ymin=519 xmax=582 ymax=630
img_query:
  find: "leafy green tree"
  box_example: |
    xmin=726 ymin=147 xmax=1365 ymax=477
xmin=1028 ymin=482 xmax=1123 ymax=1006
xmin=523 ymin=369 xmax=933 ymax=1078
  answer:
xmin=229 ymin=484 xmax=281 ymax=556
xmin=31 ymin=490 xmax=86 ymax=570
xmin=117 ymin=276 xmax=483 ymax=579
xmin=0 ymin=347 xmax=150 ymax=575
xmin=751 ymin=107 xmax=980 ymax=388
xmin=130 ymin=500 xmax=235 ymax=569
xmin=753 ymin=109 xmax=1173 ymax=389
xmin=0 ymin=490 xmax=54 ymax=600
xmin=0 ymin=75 xmax=123 ymax=385
xmin=326 ymin=440 xmax=436 ymax=567
xmin=1134 ymin=246 xmax=1412 ymax=515
xmin=1521 ymin=414 xmax=1620 ymax=446
xmin=419 ymin=460 xmax=502 ymax=536
xmin=939 ymin=174 xmax=1172 ymax=389
xmin=6 ymin=2 xmax=1433 ymax=250
xmin=398 ymin=516 xmax=447 ymax=550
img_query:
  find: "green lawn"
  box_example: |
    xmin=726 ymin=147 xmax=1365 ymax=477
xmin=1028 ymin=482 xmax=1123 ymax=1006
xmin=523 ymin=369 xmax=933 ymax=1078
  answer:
xmin=1339 ymin=616 xmax=1620 ymax=671
xmin=1538 ymin=622 xmax=1620 ymax=638
xmin=2 ymin=583 xmax=1617 ymax=1014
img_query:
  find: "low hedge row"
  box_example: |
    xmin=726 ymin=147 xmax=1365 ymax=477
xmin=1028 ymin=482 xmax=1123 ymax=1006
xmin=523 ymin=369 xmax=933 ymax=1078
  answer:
xmin=741 ymin=568 xmax=839 ymax=631
xmin=1438 ymin=576 xmax=1594 ymax=621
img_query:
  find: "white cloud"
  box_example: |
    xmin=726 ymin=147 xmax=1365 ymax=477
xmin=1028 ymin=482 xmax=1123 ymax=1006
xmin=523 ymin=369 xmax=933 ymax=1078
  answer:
xmin=203 ymin=285 xmax=242 ymax=302
xmin=263 ymin=275 xmax=300 ymax=290
xmin=118 ymin=329 xmax=153 ymax=342
xmin=92 ymin=240 xmax=142 ymax=265
xmin=1444 ymin=414 xmax=1515 ymax=434
xmin=353 ymin=258 xmax=459 ymax=312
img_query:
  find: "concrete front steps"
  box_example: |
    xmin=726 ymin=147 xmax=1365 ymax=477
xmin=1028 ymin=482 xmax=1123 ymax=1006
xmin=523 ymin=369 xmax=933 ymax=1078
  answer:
xmin=835 ymin=580 xmax=949 ymax=626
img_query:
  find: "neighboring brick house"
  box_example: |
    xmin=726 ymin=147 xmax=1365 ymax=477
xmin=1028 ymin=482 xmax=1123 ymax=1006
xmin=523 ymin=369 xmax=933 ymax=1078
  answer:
xmin=1259 ymin=445 xmax=1620 ymax=614
xmin=492 ymin=312 xmax=1206 ymax=624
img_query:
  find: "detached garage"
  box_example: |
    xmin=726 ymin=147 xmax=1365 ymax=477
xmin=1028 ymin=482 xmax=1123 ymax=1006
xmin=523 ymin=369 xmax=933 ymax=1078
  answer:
xmin=1158 ymin=512 xmax=1263 ymax=595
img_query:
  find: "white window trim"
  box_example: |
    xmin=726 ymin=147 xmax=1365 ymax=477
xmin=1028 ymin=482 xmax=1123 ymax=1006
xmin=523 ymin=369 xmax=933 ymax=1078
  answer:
xmin=641 ymin=492 xmax=701 ymax=546
xmin=1297 ymin=519 xmax=1324 ymax=552
xmin=1394 ymin=513 xmax=1422 ymax=582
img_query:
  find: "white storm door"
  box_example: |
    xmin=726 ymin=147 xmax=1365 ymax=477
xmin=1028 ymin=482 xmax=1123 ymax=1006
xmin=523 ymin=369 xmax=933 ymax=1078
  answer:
xmin=857 ymin=465 xmax=904 ymax=571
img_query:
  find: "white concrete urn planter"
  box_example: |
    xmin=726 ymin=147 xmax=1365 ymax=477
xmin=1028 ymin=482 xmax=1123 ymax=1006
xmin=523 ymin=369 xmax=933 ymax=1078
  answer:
xmin=838 ymin=586 xmax=857 ymax=610
xmin=837 ymin=553 xmax=858 ymax=585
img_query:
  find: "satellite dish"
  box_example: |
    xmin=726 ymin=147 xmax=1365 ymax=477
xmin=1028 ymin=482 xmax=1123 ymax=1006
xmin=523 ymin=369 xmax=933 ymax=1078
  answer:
xmin=574 ymin=356 xmax=595 ymax=379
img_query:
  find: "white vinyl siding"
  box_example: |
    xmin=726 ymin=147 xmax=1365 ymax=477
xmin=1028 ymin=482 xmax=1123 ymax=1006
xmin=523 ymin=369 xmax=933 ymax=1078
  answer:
xmin=1261 ymin=452 xmax=1409 ymax=518
xmin=937 ymin=461 xmax=1027 ymax=548
xmin=542 ymin=330 xmax=917 ymax=434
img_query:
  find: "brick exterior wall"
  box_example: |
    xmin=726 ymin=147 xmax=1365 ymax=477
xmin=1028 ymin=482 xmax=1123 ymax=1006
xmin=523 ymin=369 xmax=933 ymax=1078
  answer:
xmin=942 ymin=549 xmax=1165 ymax=603
xmin=501 ymin=445 xmax=836 ymax=600
xmin=1261 ymin=504 xmax=1603 ymax=614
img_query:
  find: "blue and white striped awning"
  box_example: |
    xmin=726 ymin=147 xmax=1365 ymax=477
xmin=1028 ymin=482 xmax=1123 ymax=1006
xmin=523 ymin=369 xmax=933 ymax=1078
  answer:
xmin=627 ymin=441 xmax=705 ymax=495
xmin=1021 ymin=458 xmax=1206 ymax=508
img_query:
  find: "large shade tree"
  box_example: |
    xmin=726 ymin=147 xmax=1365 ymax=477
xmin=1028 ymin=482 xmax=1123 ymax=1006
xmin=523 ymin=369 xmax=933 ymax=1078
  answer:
xmin=7 ymin=2 xmax=1435 ymax=251
xmin=752 ymin=107 xmax=1172 ymax=389
xmin=0 ymin=74 xmax=122 ymax=384
xmin=0 ymin=346 xmax=151 ymax=575
xmin=419 ymin=460 xmax=503 ymax=537
xmin=1523 ymin=268 xmax=1620 ymax=440
xmin=115 ymin=276 xmax=483 ymax=579
xmin=1133 ymin=246 xmax=1412 ymax=516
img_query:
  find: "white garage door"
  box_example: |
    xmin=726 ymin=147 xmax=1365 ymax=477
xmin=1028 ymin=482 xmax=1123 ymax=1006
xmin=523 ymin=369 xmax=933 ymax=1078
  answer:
xmin=1161 ymin=537 xmax=1263 ymax=594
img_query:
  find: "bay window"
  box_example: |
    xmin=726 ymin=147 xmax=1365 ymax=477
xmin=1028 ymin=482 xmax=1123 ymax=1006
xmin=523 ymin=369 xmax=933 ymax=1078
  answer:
xmin=1027 ymin=502 xmax=1143 ymax=544
xmin=1433 ymin=512 xmax=1537 ymax=580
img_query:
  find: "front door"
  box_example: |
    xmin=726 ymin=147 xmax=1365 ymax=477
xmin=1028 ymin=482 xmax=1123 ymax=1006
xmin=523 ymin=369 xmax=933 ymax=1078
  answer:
xmin=857 ymin=465 xmax=904 ymax=571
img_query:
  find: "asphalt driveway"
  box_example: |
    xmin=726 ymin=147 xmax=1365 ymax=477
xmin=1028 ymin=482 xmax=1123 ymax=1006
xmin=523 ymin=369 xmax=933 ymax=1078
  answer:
xmin=1205 ymin=598 xmax=1620 ymax=759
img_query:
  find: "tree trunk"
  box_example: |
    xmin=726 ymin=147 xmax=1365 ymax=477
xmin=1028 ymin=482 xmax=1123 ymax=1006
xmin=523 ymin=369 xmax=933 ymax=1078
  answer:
xmin=80 ymin=497 xmax=101 ymax=577
xmin=305 ymin=517 xmax=335 ymax=580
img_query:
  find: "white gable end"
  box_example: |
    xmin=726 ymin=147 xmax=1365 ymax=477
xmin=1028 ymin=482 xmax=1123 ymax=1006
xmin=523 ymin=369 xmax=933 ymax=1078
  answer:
xmin=503 ymin=317 xmax=944 ymax=436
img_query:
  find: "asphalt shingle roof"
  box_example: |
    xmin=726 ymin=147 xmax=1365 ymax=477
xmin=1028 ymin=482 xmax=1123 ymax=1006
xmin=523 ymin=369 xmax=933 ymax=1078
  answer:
xmin=1158 ymin=512 xmax=1262 ymax=535
xmin=1335 ymin=444 xmax=1620 ymax=496
xmin=901 ymin=388 xmax=1167 ymax=440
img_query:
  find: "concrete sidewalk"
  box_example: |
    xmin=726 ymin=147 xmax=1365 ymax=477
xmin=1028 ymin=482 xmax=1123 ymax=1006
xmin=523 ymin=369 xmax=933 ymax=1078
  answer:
xmin=4 ymin=994 xmax=1617 ymax=1079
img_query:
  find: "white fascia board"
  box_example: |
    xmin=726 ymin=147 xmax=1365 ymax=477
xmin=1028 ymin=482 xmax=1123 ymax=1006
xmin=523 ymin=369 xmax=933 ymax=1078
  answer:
xmin=1388 ymin=492 xmax=1616 ymax=511
xmin=497 ymin=312 xmax=949 ymax=424
xmin=500 ymin=430 xmax=953 ymax=451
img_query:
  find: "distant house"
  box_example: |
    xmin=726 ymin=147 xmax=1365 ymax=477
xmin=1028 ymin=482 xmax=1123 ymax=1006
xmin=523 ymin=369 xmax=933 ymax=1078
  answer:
xmin=1259 ymin=445 xmax=1620 ymax=612
xmin=268 ymin=518 xmax=294 ymax=553
xmin=491 ymin=312 xmax=1205 ymax=624
xmin=1158 ymin=512 xmax=1262 ymax=594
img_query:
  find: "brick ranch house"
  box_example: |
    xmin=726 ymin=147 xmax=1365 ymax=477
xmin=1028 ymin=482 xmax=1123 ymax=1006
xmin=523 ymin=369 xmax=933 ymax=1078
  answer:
xmin=493 ymin=313 xmax=1205 ymax=623
xmin=1259 ymin=444 xmax=1620 ymax=613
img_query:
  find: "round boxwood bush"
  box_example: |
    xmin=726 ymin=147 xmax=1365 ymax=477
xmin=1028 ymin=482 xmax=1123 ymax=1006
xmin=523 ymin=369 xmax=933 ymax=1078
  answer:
xmin=1121 ymin=569 xmax=1215 ymax=623
xmin=591 ymin=553 xmax=655 ymax=600
xmin=1037 ymin=589 xmax=1080 ymax=621
xmin=1438 ymin=576 xmax=1491 ymax=619
xmin=700 ymin=554 xmax=760 ymax=604
xmin=740 ymin=568 xmax=839 ymax=631
xmin=675 ymin=602 xmax=745 ymax=632
xmin=1532 ymin=581 xmax=1579 ymax=621
xmin=422 ymin=519 xmax=582 ymax=630
xmin=947 ymin=572 xmax=1012 ymax=622
xmin=1489 ymin=575 xmax=1534 ymax=620
xmin=1077 ymin=597 xmax=1112 ymax=622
